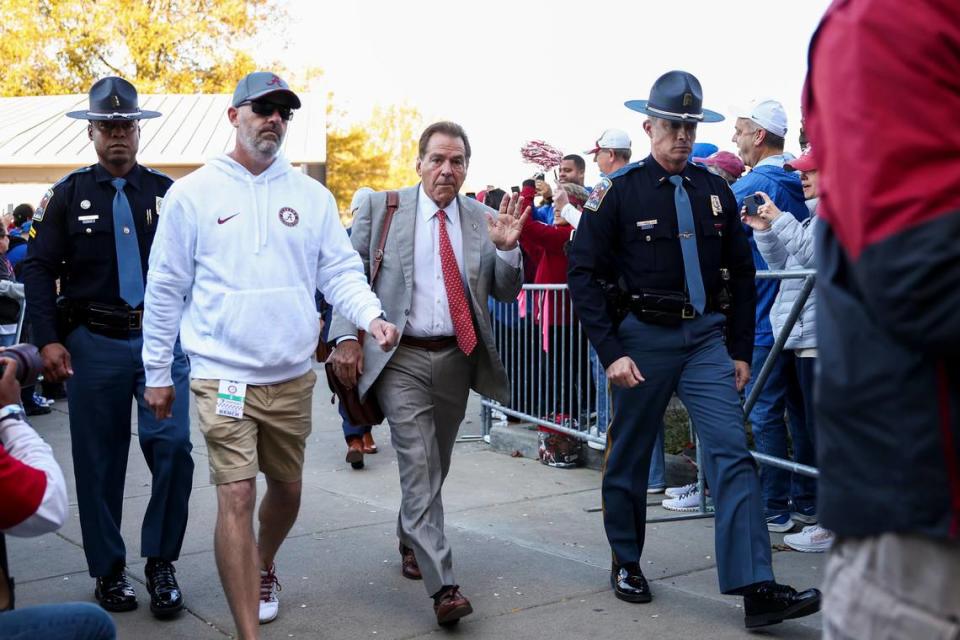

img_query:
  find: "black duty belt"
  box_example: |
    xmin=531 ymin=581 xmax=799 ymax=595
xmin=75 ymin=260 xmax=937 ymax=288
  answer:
xmin=627 ymin=289 xmax=721 ymax=325
xmin=71 ymin=302 xmax=143 ymax=336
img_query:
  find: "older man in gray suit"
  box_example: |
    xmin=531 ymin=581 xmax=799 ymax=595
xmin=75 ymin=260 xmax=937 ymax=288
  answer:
xmin=329 ymin=121 xmax=526 ymax=627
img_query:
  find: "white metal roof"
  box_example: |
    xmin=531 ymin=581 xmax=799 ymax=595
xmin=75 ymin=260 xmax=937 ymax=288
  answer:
xmin=0 ymin=92 xmax=326 ymax=168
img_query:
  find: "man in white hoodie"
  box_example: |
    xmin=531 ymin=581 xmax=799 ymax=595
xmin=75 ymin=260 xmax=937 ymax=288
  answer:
xmin=141 ymin=72 xmax=399 ymax=640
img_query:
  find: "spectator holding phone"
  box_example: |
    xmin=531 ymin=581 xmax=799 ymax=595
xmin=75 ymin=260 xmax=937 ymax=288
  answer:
xmin=731 ymin=99 xmax=812 ymax=533
xmin=742 ymin=148 xmax=831 ymax=553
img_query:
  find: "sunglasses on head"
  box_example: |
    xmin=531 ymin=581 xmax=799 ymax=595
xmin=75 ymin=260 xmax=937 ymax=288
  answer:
xmin=240 ymin=100 xmax=294 ymax=122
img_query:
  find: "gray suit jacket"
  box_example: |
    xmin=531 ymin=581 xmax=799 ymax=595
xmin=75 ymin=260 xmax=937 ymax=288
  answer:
xmin=329 ymin=185 xmax=522 ymax=403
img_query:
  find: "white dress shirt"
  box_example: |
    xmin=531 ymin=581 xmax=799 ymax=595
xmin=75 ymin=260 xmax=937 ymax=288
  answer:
xmin=405 ymin=186 xmax=521 ymax=337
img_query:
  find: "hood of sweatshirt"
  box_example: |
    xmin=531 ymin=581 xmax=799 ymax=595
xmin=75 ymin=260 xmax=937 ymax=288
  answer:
xmin=206 ymin=152 xmax=293 ymax=254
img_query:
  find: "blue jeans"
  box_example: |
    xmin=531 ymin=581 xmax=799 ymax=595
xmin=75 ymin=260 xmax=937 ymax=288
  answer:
xmin=0 ymin=602 xmax=115 ymax=639
xmin=745 ymin=345 xmax=816 ymax=518
xmin=339 ymin=401 xmax=371 ymax=441
xmin=589 ymin=347 xmax=610 ymax=434
xmin=648 ymin=426 xmax=666 ymax=489
xmin=0 ymin=333 xmax=17 ymax=347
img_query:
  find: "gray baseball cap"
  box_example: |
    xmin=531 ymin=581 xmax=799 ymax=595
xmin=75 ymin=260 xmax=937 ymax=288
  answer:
xmin=231 ymin=71 xmax=301 ymax=109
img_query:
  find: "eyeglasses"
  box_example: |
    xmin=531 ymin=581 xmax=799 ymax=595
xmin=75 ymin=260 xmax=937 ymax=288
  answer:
xmin=239 ymin=100 xmax=294 ymax=122
xmin=91 ymin=120 xmax=138 ymax=133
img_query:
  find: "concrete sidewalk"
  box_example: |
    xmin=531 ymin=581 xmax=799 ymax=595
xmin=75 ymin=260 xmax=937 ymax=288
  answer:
xmin=10 ymin=365 xmax=823 ymax=639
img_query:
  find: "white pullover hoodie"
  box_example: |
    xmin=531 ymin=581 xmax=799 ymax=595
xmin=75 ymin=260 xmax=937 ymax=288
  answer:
xmin=142 ymin=153 xmax=383 ymax=387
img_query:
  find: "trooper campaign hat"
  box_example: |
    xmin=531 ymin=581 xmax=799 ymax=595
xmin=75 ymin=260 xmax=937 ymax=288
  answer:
xmin=66 ymin=77 xmax=161 ymax=120
xmin=624 ymin=70 xmax=724 ymax=123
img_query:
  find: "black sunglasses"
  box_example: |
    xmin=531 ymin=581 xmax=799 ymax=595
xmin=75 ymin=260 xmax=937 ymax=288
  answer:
xmin=240 ymin=100 xmax=294 ymax=122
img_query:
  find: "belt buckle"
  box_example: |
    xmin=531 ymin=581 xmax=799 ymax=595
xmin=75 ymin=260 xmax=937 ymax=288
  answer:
xmin=128 ymin=309 xmax=142 ymax=330
xmin=682 ymin=304 xmax=695 ymax=319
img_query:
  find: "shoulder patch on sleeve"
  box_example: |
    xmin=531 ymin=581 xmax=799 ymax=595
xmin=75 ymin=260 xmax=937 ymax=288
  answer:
xmin=584 ymin=178 xmax=612 ymax=212
xmin=28 ymin=225 xmax=36 ymax=239
xmin=33 ymin=188 xmax=54 ymax=222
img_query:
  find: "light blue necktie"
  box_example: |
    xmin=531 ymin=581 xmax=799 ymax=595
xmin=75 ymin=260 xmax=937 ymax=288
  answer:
xmin=668 ymin=175 xmax=706 ymax=314
xmin=111 ymin=177 xmax=145 ymax=308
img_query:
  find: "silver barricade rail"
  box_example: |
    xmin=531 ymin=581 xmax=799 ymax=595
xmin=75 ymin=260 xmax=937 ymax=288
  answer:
xmin=481 ymin=270 xmax=817 ymax=522
xmin=484 ymin=283 xmax=605 ymax=446
xmin=0 ymin=281 xmax=26 ymax=343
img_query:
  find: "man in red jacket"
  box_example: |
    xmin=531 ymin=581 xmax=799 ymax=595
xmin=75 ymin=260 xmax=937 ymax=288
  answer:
xmin=805 ymin=1 xmax=960 ymax=636
xmin=0 ymin=357 xmax=116 ymax=638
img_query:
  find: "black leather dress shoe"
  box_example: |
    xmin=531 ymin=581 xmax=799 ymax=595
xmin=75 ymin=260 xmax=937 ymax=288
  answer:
xmin=95 ymin=571 xmax=138 ymax=612
xmin=610 ymin=562 xmax=652 ymax=603
xmin=743 ymin=582 xmax=821 ymax=628
xmin=145 ymin=559 xmax=184 ymax=618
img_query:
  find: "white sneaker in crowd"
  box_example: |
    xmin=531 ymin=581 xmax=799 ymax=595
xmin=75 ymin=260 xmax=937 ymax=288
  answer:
xmin=661 ymin=486 xmax=712 ymax=512
xmin=259 ymin=564 xmax=281 ymax=624
xmin=783 ymin=525 xmax=835 ymax=553
xmin=665 ymin=483 xmax=697 ymax=499
xmin=646 ymin=486 xmax=666 ymax=495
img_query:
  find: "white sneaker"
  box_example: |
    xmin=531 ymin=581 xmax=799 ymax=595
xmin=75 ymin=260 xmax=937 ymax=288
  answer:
xmin=665 ymin=483 xmax=697 ymax=499
xmin=259 ymin=564 xmax=281 ymax=624
xmin=783 ymin=525 xmax=835 ymax=553
xmin=646 ymin=486 xmax=666 ymax=495
xmin=661 ymin=486 xmax=712 ymax=512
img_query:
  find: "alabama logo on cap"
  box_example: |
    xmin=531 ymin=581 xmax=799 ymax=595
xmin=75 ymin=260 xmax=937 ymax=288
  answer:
xmin=278 ymin=206 xmax=299 ymax=227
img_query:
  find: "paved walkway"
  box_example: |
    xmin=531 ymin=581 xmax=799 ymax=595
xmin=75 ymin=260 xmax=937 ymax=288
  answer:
xmin=11 ymin=365 xmax=823 ymax=639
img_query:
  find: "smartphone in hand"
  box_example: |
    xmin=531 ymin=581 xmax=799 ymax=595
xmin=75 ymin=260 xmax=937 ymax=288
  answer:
xmin=743 ymin=193 xmax=764 ymax=216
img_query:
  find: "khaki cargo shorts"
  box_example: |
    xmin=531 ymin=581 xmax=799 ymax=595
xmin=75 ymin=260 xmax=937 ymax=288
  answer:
xmin=190 ymin=370 xmax=317 ymax=484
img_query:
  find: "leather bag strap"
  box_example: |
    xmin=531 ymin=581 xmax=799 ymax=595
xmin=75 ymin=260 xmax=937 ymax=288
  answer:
xmin=369 ymin=191 xmax=399 ymax=285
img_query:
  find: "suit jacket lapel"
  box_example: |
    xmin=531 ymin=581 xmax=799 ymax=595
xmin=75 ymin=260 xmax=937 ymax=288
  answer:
xmin=395 ymin=186 xmax=418 ymax=292
xmin=458 ymin=195 xmax=484 ymax=297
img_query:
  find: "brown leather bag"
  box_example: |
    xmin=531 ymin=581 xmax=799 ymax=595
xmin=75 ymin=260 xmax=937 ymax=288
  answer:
xmin=323 ymin=191 xmax=399 ymax=427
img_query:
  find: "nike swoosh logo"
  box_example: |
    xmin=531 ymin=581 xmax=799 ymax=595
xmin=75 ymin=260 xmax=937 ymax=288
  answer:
xmin=217 ymin=213 xmax=240 ymax=225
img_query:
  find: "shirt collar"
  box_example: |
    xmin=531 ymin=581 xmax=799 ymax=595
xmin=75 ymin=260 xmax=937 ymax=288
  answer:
xmin=645 ymin=154 xmax=698 ymax=190
xmin=93 ymin=162 xmax=143 ymax=191
xmin=418 ymin=184 xmax=460 ymax=226
xmin=754 ymin=153 xmax=789 ymax=169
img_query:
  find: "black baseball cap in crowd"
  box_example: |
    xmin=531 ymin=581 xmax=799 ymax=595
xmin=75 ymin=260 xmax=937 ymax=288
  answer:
xmin=231 ymin=72 xmax=302 ymax=109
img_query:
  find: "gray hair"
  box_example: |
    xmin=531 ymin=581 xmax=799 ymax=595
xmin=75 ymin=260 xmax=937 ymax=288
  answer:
xmin=350 ymin=186 xmax=375 ymax=212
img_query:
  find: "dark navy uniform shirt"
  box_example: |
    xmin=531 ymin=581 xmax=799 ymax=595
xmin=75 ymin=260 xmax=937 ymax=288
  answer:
xmin=21 ymin=162 xmax=172 ymax=348
xmin=567 ymin=154 xmax=756 ymax=368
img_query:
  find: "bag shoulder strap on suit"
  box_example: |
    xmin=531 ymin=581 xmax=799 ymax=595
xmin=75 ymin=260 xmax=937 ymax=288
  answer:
xmin=369 ymin=191 xmax=399 ymax=285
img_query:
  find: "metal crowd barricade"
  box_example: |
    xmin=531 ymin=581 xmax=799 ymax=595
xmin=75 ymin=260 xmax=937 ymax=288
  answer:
xmin=0 ymin=282 xmax=27 ymax=343
xmin=481 ymin=283 xmax=606 ymax=447
xmin=480 ymin=270 xmax=818 ymax=523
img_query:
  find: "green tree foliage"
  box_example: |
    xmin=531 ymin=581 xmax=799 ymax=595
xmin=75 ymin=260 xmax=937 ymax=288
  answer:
xmin=0 ymin=0 xmax=277 ymax=95
xmin=326 ymin=98 xmax=424 ymax=224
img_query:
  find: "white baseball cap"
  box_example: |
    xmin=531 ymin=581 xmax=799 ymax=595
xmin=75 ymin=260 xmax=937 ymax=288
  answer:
xmin=737 ymin=99 xmax=788 ymax=138
xmin=584 ymin=128 xmax=632 ymax=154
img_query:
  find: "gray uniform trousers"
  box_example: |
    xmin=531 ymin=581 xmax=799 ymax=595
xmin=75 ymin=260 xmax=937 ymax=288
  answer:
xmin=604 ymin=312 xmax=774 ymax=593
xmin=373 ymin=343 xmax=472 ymax=596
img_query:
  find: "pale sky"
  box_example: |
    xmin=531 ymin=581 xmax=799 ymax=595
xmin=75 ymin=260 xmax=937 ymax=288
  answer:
xmin=259 ymin=0 xmax=831 ymax=193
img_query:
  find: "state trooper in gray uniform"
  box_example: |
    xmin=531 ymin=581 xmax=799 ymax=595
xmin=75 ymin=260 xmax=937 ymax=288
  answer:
xmin=566 ymin=70 xmax=822 ymax=630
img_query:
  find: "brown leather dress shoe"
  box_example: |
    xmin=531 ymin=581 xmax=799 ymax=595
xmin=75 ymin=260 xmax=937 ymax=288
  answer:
xmin=399 ymin=543 xmax=422 ymax=580
xmin=362 ymin=431 xmax=378 ymax=454
xmin=434 ymin=585 xmax=473 ymax=626
xmin=345 ymin=438 xmax=364 ymax=469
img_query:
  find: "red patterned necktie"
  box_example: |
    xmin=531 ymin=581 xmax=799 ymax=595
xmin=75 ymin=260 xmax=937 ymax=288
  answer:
xmin=437 ymin=210 xmax=477 ymax=355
